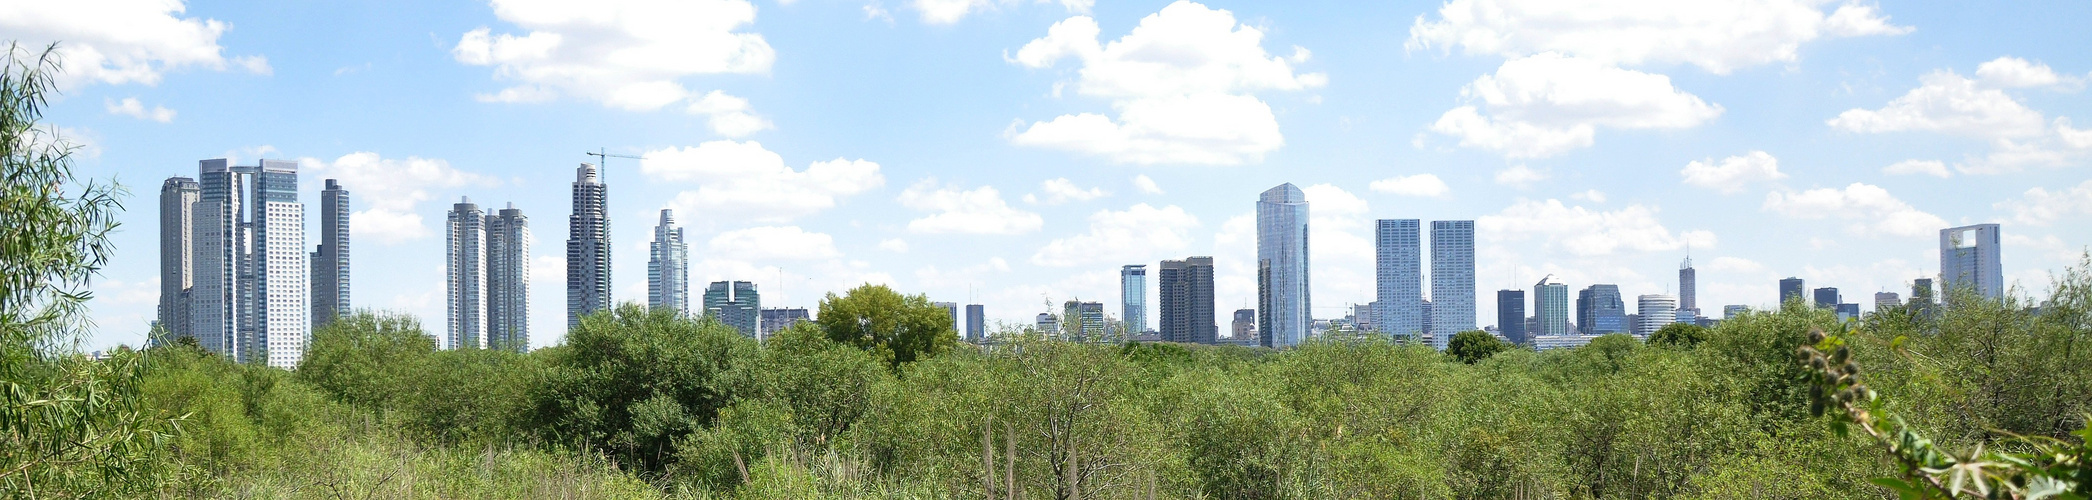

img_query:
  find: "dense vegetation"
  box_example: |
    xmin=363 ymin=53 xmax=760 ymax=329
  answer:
xmin=5 ymin=42 xmax=2090 ymax=499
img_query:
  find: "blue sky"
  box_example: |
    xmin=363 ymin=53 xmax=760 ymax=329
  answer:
xmin=18 ymin=0 xmax=2092 ymax=350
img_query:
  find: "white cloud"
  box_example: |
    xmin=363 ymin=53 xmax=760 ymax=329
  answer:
xmin=452 ymin=0 xmax=774 ymax=114
xmin=1493 ymin=164 xmax=1549 ymax=188
xmin=644 ymin=141 xmax=884 ymax=223
xmin=1761 ymin=183 xmax=1948 ymax=237
xmin=1975 ymin=56 xmax=2077 ymax=89
xmin=1007 ymin=1 xmax=1325 ymax=165
xmin=1300 ymin=184 xmax=1376 ymax=310
xmin=1479 ymin=199 xmax=1712 ymax=257
xmin=1571 ymin=189 xmax=1606 ymax=203
xmin=1828 ymin=61 xmax=2092 ymax=174
xmin=1995 ymin=179 xmax=2092 ymax=226
xmin=303 ymin=153 xmax=499 ymax=245
xmin=878 ymin=238 xmax=909 ymax=253
xmin=1882 ymin=159 xmax=1950 ymax=178
xmin=1406 ymin=0 xmax=1910 ymax=74
xmin=1427 ymin=53 xmax=1724 ymax=158
xmin=1032 ymin=204 xmax=1199 ymax=267
xmin=899 ymin=179 xmax=1043 ymax=235
xmin=1132 ymin=174 xmax=1164 ymax=194
xmin=909 ymin=0 xmax=1091 ymax=24
xmin=1680 ymin=151 xmax=1787 ymax=194
xmin=1 ymin=0 xmax=267 ymax=87
xmin=103 ymin=97 xmax=174 ymax=122
xmin=708 ymin=226 xmax=841 ymax=260
xmin=1368 ymin=173 xmax=1450 ymax=197
xmin=1705 ymin=256 xmax=1765 ymax=273
xmin=1025 ymin=178 xmax=1108 ymax=205
xmin=685 ymin=90 xmax=774 ymax=137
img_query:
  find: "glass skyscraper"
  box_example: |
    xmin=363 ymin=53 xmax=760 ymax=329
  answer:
xmin=1159 ymin=256 xmax=1216 ymax=344
xmin=567 ymin=163 xmax=612 ymax=329
xmin=486 ymin=204 xmax=531 ymax=352
xmin=446 ymin=198 xmax=487 ymax=350
xmin=191 ymin=159 xmax=307 ymax=368
xmin=311 ymin=179 xmax=350 ymax=329
xmin=1121 ymin=264 xmax=1148 ymax=335
xmin=704 ymin=281 xmax=761 ymax=337
xmin=1940 ymin=223 xmax=2003 ymax=302
xmin=1428 ymin=220 xmax=1475 ymax=348
xmin=1375 ymin=219 xmax=1422 ymax=339
xmin=648 ymin=209 xmax=689 ymax=314
xmin=1532 ymin=275 xmax=1569 ymax=336
xmin=158 ymin=176 xmax=198 ymax=343
xmin=1257 ymin=184 xmax=1310 ymax=348
xmin=1576 ymin=284 xmax=1628 ymax=335
xmin=1496 ymin=289 xmax=1526 ymax=345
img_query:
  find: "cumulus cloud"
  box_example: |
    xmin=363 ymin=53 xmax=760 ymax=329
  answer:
xmin=1571 ymin=189 xmax=1607 ymax=203
xmin=644 ymin=140 xmax=884 ymax=224
xmin=877 ymin=238 xmax=909 ymax=253
xmin=708 ymin=226 xmax=841 ymax=260
xmin=1882 ymin=159 xmax=1950 ymax=178
xmin=1024 ymin=178 xmax=1108 ymax=205
xmin=1829 ymin=57 xmax=2092 ymax=174
xmin=899 ymin=179 xmax=1043 ymax=235
xmin=1494 ymin=164 xmax=1549 ymax=188
xmin=1369 ymin=173 xmax=1450 ymax=197
xmin=1975 ymin=57 xmax=2078 ymax=89
xmin=1032 ymin=204 xmax=1199 ymax=266
xmin=302 ymin=153 xmax=500 ymax=245
xmin=1680 ymin=151 xmax=1787 ymax=194
xmin=1761 ymin=183 xmax=1949 ymax=237
xmin=452 ymin=0 xmax=774 ymax=117
xmin=1 ymin=0 xmax=269 ymax=88
xmin=1132 ymin=174 xmax=1164 ymax=194
xmin=1995 ymin=179 xmax=2092 ymax=226
xmin=104 ymin=97 xmax=174 ymax=122
xmin=1479 ymin=199 xmax=1713 ymax=257
xmin=1426 ymin=53 xmax=1724 ymax=158
xmin=1406 ymin=0 xmax=1910 ymax=74
xmin=1008 ymin=1 xmax=1326 ymax=165
xmin=685 ymin=90 xmax=774 ymax=137
xmin=909 ymin=0 xmax=1091 ymax=24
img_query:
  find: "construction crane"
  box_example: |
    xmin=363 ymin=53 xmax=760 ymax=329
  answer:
xmin=585 ymin=148 xmax=644 ymax=171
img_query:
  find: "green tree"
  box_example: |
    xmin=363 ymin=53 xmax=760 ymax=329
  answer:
xmin=814 ymin=284 xmax=957 ymax=370
xmin=525 ymin=304 xmax=756 ymax=472
xmin=295 ymin=311 xmax=436 ymax=414
xmin=1447 ymin=330 xmax=1509 ymax=364
xmin=1649 ymin=322 xmax=1710 ymax=349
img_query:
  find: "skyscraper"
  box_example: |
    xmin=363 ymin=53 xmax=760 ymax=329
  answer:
xmin=311 ymin=179 xmax=350 ymax=329
xmin=1257 ymin=184 xmax=1310 ymax=349
xmin=486 ymin=203 xmax=531 ymax=352
xmin=1874 ymin=292 xmax=1902 ymax=312
xmin=1678 ymin=255 xmax=1698 ymax=319
xmin=1635 ymin=294 xmax=1676 ymax=337
xmin=1429 ymin=220 xmax=1475 ymax=348
xmin=760 ymin=307 xmax=810 ymax=337
xmin=446 ymin=198 xmax=487 ymax=350
xmin=648 ymin=209 xmax=688 ymax=314
xmin=1910 ymin=278 xmax=1936 ymax=309
xmin=1374 ymin=219 xmax=1422 ymax=338
xmin=1779 ymin=277 xmax=1806 ymax=309
xmin=1063 ymin=301 xmax=1104 ymax=342
xmin=567 ymin=163 xmax=612 ymax=329
xmin=1814 ymin=287 xmax=1840 ymax=309
xmin=158 ymin=176 xmax=198 ymax=342
xmin=1120 ymin=265 xmax=1148 ymax=334
xmin=190 ymin=159 xmax=306 ymax=368
xmin=1497 ymin=289 xmax=1526 ymax=345
xmin=1533 ymin=275 xmax=1569 ymax=336
xmin=935 ymin=301 xmax=960 ymax=339
xmin=704 ymin=281 xmax=760 ymax=337
xmin=1231 ymin=309 xmax=1256 ymax=341
xmin=1159 ymin=256 xmax=1216 ymax=344
xmin=1940 ymin=223 xmax=2003 ymax=302
xmin=965 ymin=304 xmax=985 ymax=343
xmin=1576 ymin=284 xmax=1628 ymax=335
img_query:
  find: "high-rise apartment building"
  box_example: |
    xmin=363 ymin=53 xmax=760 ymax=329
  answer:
xmin=1063 ymin=301 xmax=1105 ymax=341
xmin=1779 ymin=278 xmax=1806 ymax=309
xmin=190 ymin=159 xmax=306 ymax=368
xmin=1678 ymin=255 xmax=1697 ymax=319
xmin=567 ymin=163 xmax=612 ymax=329
xmin=760 ymin=307 xmax=810 ymax=337
xmin=1497 ymin=289 xmax=1526 ymax=345
xmin=648 ymin=209 xmax=688 ymax=314
xmin=1121 ymin=265 xmax=1148 ymax=334
xmin=1814 ymin=287 xmax=1840 ymax=309
xmin=1910 ymin=278 xmax=1937 ymax=312
xmin=1635 ymin=294 xmax=1676 ymax=337
xmin=935 ymin=301 xmax=960 ymax=339
xmin=1159 ymin=257 xmax=1217 ymax=344
xmin=1257 ymin=184 xmax=1310 ymax=349
xmin=446 ymin=198 xmax=487 ymax=350
xmin=1429 ymin=220 xmax=1475 ymax=348
xmin=1724 ymin=305 xmax=1750 ymax=319
xmin=311 ymin=179 xmax=350 ymax=329
xmin=1874 ymin=292 xmax=1901 ymax=312
xmin=965 ymin=304 xmax=985 ymax=343
xmin=1940 ymin=224 xmax=2003 ymax=302
xmin=1576 ymin=284 xmax=1628 ymax=335
xmin=1532 ymin=275 xmax=1569 ymax=336
xmin=1374 ymin=219 xmax=1422 ymax=338
xmin=1035 ymin=313 xmax=1059 ymax=335
xmin=485 ymin=203 xmax=531 ymax=352
xmin=158 ymin=177 xmax=198 ymax=342
xmin=704 ymin=281 xmax=760 ymax=337
xmin=1231 ymin=309 xmax=1256 ymax=342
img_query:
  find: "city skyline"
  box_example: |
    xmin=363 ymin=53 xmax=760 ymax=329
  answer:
xmin=43 ymin=0 xmax=2092 ymax=351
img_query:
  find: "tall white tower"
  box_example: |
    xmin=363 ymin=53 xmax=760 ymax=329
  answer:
xmin=191 ymin=159 xmax=307 ymax=368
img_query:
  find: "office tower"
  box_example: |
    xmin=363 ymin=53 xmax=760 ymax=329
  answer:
xmin=1813 ymin=288 xmax=1840 ymax=309
xmin=1874 ymin=292 xmax=1901 ymax=312
xmin=1421 ymin=300 xmax=1434 ymax=343
xmin=1724 ymin=305 xmax=1749 ymax=319
xmin=1035 ymin=313 xmax=1059 ymax=334
xmin=648 ymin=209 xmax=688 ymax=314
xmin=1678 ymin=255 xmax=1698 ymax=319
xmin=1231 ymin=309 xmax=1256 ymax=341
xmin=1374 ymin=219 xmax=1422 ymax=338
xmin=1835 ymin=303 xmax=1860 ymax=322
xmin=486 ymin=203 xmax=531 ymax=352
xmin=1940 ymin=224 xmax=2004 ymax=302
xmin=1121 ymin=265 xmax=1148 ymax=335
xmin=935 ymin=301 xmax=960 ymax=339
xmin=1159 ymin=257 xmax=1217 ymax=344
xmin=446 ymin=198 xmax=487 ymax=350
xmin=1576 ymin=284 xmax=1628 ymax=335
xmin=1533 ymin=275 xmax=1569 ymax=336
xmin=189 ymin=159 xmax=306 ymax=368
xmin=567 ymin=163 xmax=612 ymax=329
xmin=1257 ymin=184 xmax=1310 ymax=349
xmin=1352 ymin=303 xmax=1375 ymax=332
xmin=703 ymin=281 xmax=761 ymax=337
xmin=1635 ymin=294 xmax=1677 ymax=337
xmin=1497 ymin=289 xmax=1527 ymax=345
xmin=1910 ymin=278 xmax=1936 ymax=312
xmin=1063 ymin=301 xmax=1104 ymax=341
xmin=760 ymin=307 xmax=810 ymax=337
xmin=158 ymin=176 xmax=198 ymax=342
xmin=1779 ymin=278 xmax=1806 ymax=309
xmin=965 ymin=304 xmax=985 ymax=342
xmin=311 ymin=179 xmax=350 ymax=329
xmin=1429 ymin=220 xmax=1475 ymax=347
